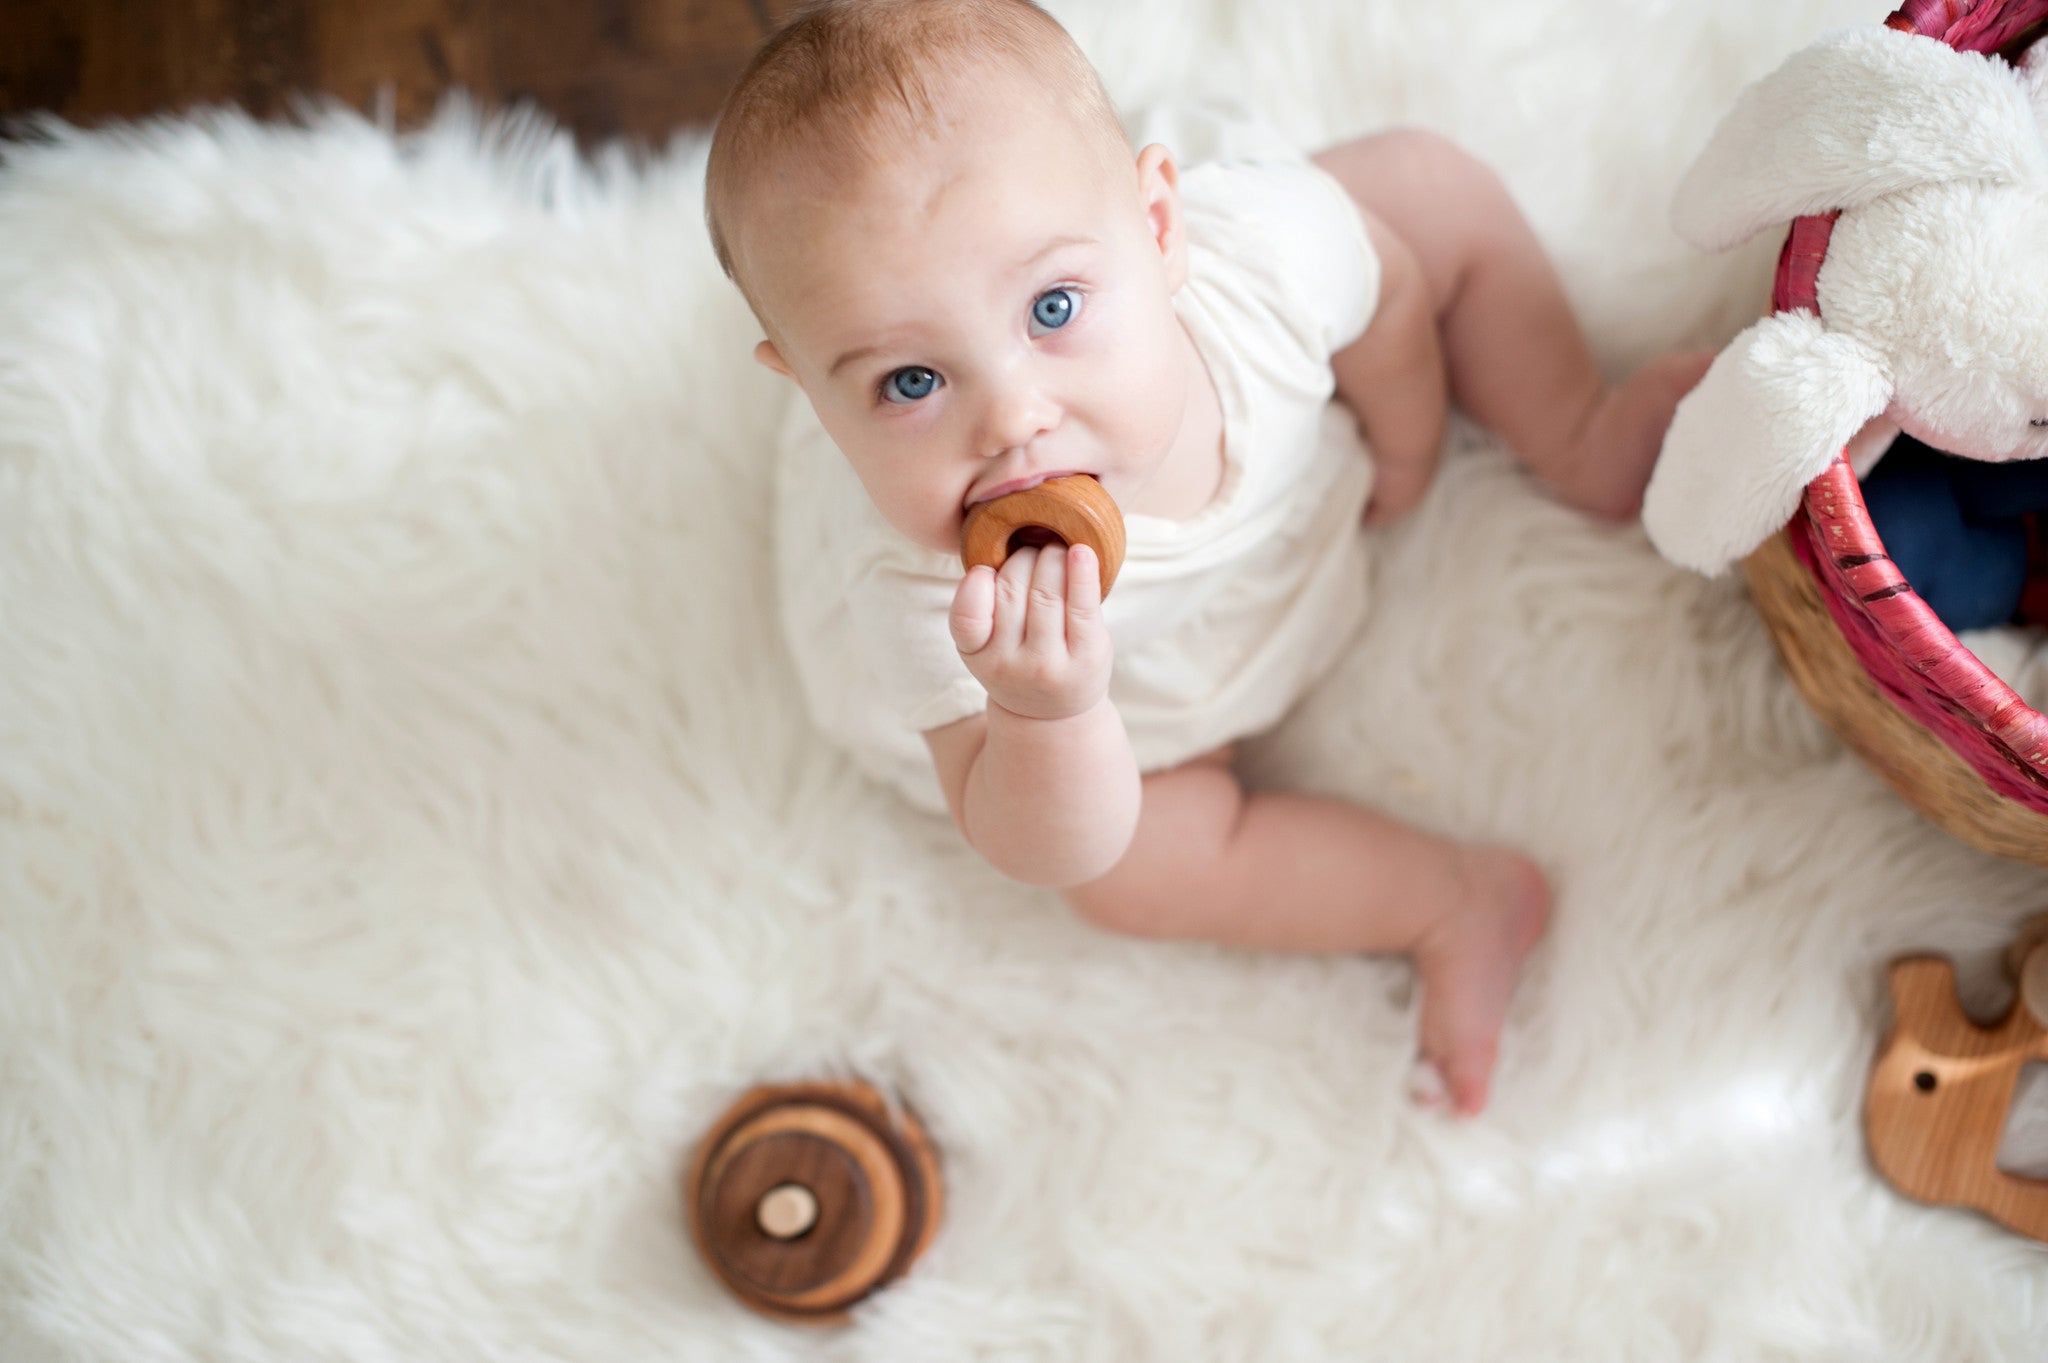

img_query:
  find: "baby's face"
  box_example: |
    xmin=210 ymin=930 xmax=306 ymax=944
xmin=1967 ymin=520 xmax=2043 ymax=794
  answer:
xmin=744 ymin=83 xmax=1193 ymax=554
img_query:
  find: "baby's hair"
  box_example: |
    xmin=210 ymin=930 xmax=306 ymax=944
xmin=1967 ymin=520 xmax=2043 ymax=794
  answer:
xmin=704 ymin=0 xmax=1126 ymax=300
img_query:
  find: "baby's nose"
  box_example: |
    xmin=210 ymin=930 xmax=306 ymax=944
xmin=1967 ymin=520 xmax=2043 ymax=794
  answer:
xmin=980 ymin=385 xmax=1058 ymax=458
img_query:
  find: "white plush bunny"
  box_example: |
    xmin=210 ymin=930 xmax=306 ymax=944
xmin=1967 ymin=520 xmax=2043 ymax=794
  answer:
xmin=1642 ymin=26 xmax=2048 ymax=576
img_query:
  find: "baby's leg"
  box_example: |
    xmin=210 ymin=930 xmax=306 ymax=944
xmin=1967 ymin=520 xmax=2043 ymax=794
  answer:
xmin=1064 ymin=748 xmax=1551 ymax=1115
xmin=1313 ymin=130 xmax=1711 ymax=520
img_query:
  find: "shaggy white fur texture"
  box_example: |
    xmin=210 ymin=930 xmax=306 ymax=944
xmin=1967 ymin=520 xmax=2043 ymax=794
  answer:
xmin=5 ymin=2 xmax=2048 ymax=1359
xmin=1645 ymin=26 xmax=2048 ymax=575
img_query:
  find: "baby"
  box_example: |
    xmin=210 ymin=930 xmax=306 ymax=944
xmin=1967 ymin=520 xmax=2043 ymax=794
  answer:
xmin=706 ymin=0 xmax=1708 ymax=1115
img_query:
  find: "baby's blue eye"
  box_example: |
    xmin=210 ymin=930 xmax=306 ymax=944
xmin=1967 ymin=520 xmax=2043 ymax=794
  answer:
xmin=883 ymin=366 xmax=940 ymax=404
xmin=1030 ymin=288 xmax=1077 ymax=335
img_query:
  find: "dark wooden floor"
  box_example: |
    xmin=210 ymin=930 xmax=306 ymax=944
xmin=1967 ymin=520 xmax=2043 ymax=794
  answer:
xmin=0 ymin=0 xmax=797 ymax=146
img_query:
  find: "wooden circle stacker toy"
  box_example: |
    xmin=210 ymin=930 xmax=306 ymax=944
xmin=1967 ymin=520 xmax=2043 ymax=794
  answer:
xmin=961 ymin=474 xmax=1126 ymax=595
xmin=684 ymin=1081 xmax=943 ymax=1324
xmin=1866 ymin=918 xmax=2048 ymax=1242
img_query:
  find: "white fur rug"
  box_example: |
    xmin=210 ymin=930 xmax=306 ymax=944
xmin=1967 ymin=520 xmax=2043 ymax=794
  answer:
xmin=7 ymin=1 xmax=2048 ymax=1358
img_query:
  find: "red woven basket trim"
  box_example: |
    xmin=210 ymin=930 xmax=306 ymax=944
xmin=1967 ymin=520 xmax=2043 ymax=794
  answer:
xmin=1893 ymin=0 xmax=2048 ymax=49
xmin=1797 ymin=461 xmax=2048 ymax=796
xmin=1772 ymin=213 xmax=1838 ymax=316
xmin=1807 ymin=461 xmax=2048 ymax=756
xmin=1794 ymin=507 xmax=2048 ymax=801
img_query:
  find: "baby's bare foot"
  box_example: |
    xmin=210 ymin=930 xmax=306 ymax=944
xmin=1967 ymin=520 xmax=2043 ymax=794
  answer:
xmin=1547 ymin=350 xmax=1714 ymax=522
xmin=1410 ymin=849 xmax=1553 ymax=1117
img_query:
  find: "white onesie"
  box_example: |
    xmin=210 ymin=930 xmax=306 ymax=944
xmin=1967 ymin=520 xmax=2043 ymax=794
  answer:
xmin=774 ymin=123 xmax=1382 ymax=813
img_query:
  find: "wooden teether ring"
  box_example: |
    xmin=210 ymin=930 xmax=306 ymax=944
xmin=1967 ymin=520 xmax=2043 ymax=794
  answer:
xmin=960 ymin=474 xmax=1126 ymax=596
xmin=684 ymin=1081 xmax=942 ymax=1324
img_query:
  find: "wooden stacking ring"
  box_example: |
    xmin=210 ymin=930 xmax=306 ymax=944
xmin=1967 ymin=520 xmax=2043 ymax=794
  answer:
xmin=960 ymin=474 xmax=1126 ymax=596
xmin=684 ymin=1081 xmax=943 ymax=1324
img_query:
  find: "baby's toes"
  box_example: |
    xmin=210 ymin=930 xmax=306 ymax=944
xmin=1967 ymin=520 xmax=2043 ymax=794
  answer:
xmin=1406 ymin=1058 xmax=1449 ymax=1109
xmin=1410 ymin=1031 xmax=1498 ymax=1117
xmin=1439 ymin=1038 xmax=1498 ymax=1117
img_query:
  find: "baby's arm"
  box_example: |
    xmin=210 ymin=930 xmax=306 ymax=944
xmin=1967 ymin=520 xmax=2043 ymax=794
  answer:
xmin=925 ymin=543 xmax=1142 ymax=888
xmin=1326 ymin=209 xmax=1449 ymax=526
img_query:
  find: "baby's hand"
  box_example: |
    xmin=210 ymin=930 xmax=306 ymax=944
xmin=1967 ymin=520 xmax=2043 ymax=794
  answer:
xmin=949 ymin=542 xmax=1111 ymax=721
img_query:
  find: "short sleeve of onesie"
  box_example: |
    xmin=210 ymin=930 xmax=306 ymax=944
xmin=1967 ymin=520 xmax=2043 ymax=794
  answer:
xmin=1174 ymin=158 xmax=1380 ymax=361
xmin=1125 ymin=102 xmax=1379 ymax=358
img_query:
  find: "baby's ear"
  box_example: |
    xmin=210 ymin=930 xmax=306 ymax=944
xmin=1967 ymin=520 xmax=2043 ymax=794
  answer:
xmin=1135 ymin=143 xmax=1187 ymax=292
xmin=754 ymin=339 xmax=794 ymax=379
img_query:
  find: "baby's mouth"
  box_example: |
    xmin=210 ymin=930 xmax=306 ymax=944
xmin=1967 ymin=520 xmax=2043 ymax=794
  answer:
xmin=964 ymin=469 xmax=1094 ymax=512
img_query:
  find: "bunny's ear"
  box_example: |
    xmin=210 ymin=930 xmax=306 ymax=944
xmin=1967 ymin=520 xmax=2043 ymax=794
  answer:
xmin=1672 ymin=26 xmax=2048 ymax=251
xmin=1642 ymin=312 xmax=1892 ymax=576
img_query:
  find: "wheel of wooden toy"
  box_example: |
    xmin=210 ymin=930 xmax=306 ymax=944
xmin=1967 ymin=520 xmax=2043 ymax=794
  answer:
xmin=684 ymin=1081 xmax=942 ymax=1324
xmin=960 ymin=474 xmax=1126 ymax=596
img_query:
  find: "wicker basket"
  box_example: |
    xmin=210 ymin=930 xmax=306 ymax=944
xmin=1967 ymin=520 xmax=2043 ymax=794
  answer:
xmin=1740 ymin=0 xmax=2048 ymax=866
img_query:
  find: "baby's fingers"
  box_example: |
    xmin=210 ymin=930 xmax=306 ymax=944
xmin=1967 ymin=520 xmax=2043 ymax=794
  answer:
xmin=987 ymin=546 xmax=1041 ymax=655
xmin=1024 ymin=538 xmax=1069 ymax=649
xmin=949 ymin=565 xmax=997 ymax=655
xmin=1063 ymin=544 xmax=1110 ymax=663
xmin=1064 ymin=544 xmax=1102 ymax=621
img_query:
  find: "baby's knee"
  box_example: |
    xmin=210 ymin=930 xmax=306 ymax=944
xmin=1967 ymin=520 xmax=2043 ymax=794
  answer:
xmin=1317 ymin=129 xmax=1513 ymax=279
xmin=1345 ymin=128 xmax=1506 ymax=203
xmin=1366 ymin=126 xmax=1471 ymax=164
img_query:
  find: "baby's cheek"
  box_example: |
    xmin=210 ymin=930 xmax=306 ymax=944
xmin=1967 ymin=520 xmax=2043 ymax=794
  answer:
xmin=889 ymin=498 xmax=963 ymax=555
xmin=848 ymin=461 xmax=948 ymax=552
xmin=928 ymin=511 xmax=969 ymax=555
xmin=904 ymin=496 xmax=969 ymax=556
